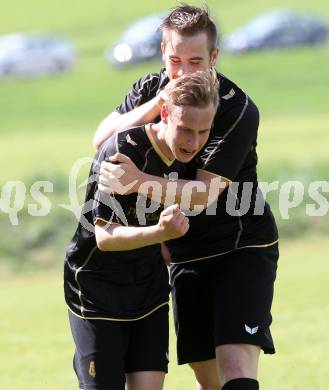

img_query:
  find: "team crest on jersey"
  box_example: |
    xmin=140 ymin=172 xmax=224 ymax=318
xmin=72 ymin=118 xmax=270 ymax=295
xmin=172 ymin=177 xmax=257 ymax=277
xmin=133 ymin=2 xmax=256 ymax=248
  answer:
xmin=88 ymin=361 xmax=96 ymax=379
xmin=126 ymin=134 xmax=137 ymax=146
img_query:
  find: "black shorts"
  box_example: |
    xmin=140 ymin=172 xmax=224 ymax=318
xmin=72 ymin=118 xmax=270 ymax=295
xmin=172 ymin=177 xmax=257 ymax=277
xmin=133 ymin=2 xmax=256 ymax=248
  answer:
xmin=69 ymin=305 xmax=169 ymax=390
xmin=170 ymin=244 xmax=279 ymax=365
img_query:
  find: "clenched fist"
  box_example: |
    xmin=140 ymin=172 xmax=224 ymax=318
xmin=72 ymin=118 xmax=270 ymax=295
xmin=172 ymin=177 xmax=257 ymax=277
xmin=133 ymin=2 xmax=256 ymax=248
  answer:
xmin=158 ymin=204 xmax=189 ymax=241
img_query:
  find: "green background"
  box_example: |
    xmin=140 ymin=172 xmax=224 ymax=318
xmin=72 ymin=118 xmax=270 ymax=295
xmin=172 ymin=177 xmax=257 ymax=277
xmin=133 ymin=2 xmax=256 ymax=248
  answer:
xmin=0 ymin=0 xmax=328 ymax=388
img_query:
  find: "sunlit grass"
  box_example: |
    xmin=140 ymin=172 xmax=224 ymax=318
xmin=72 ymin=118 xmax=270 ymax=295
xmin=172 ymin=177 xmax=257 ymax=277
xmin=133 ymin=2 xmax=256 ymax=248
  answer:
xmin=0 ymin=237 xmax=328 ymax=389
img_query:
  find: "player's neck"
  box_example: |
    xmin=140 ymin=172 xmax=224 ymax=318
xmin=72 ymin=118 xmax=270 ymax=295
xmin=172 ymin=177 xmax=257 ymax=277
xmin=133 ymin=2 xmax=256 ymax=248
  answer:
xmin=150 ymin=122 xmax=174 ymax=160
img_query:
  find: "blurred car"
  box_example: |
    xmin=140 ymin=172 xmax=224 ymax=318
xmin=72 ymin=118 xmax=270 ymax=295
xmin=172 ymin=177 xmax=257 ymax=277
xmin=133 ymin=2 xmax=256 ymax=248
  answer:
xmin=222 ymin=9 xmax=328 ymax=53
xmin=0 ymin=33 xmax=75 ymax=78
xmin=106 ymin=14 xmax=164 ymax=67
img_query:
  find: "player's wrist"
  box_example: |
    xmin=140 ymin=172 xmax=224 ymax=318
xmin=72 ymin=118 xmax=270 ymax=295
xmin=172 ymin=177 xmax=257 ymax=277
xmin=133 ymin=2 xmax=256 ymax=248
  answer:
xmin=155 ymin=222 xmax=170 ymax=242
xmin=155 ymin=95 xmax=163 ymax=110
xmin=155 ymin=90 xmax=168 ymax=110
xmin=135 ymin=172 xmax=153 ymax=195
xmin=144 ymin=223 xmax=167 ymax=244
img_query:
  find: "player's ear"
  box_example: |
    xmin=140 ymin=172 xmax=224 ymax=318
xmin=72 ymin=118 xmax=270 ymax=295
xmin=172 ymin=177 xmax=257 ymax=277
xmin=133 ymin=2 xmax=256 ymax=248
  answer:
xmin=161 ymin=103 xmax=169 ymax=124
xmin=210 ymin=47 xmax=219 ymax=66
xmin=161 ymin=41 xmax=166 ymax=62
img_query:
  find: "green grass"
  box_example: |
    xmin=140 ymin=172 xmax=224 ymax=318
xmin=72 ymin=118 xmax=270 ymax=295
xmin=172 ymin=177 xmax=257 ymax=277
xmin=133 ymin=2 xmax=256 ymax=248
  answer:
xmin=1 ymin=0 xmax=328 ymax=270
xmin=0 ymin=1 xmax=328 ymax=386
xmin=0 ymin=237 xmax=328 ymax=389
xmin=2 ymin=0 xmax=329 ymax=37
xmin=1 ymin=45 xmax=329 ymax=134
xmin=1 ymin=1 xmax=329 ymax=135
xmin=1 ymin=1 xmax=328 ymax=183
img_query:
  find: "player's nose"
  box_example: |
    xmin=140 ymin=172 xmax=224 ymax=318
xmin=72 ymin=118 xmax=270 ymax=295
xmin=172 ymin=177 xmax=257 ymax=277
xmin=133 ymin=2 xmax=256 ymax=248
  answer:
xmin=177 ymin=64 xmax=192 ymax=77
xmin=186 ymin=133 xmax=199 ymax=149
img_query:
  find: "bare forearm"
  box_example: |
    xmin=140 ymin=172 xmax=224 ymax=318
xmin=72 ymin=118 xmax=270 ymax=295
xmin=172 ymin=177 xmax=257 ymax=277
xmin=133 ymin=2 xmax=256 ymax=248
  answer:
xmin=136 ymin=172 xmax=196 ymax=205
xmin=117 ymin=98 xmax=161 ymax=130
xmin=135 ymin=171 xmax=227 ymax=210
xmin=95 ymin=223 xmax=165 ymax=251
xmin=93 ymin=98 xmax=161 ymax=150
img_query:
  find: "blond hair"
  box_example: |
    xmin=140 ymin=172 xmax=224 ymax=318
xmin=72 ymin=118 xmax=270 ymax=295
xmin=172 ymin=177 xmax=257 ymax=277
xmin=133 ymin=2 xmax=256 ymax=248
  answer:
xmin=164 ymin=70 xmax=219 ymax=113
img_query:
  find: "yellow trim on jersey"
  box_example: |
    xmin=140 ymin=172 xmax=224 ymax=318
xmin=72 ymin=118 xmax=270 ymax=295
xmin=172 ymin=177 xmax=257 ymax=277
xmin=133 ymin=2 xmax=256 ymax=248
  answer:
xmin=145 ymin=124 xmax=175 ymax=167
xmin=68 ymin=301 xmax=169 ymax=322
xmin=197 ymin=168 xmax=232 ymax=183
xmin=170 ymin=239 xmax=279 ymax=265
xmin=94 ymin=217 xmax=121 ymax=226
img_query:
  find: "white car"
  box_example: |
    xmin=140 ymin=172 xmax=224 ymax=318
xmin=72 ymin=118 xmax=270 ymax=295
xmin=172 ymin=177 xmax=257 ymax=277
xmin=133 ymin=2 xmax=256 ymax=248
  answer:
xmin=0 ymin=33 xmax=75 ymax=78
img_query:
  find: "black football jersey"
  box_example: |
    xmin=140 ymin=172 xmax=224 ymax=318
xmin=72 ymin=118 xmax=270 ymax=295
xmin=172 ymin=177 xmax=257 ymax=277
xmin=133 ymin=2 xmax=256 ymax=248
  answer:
xmin=115 ymin=69 xmax=279 ymax=263
xmin=64 ymin=125 xmax=196 ymax=319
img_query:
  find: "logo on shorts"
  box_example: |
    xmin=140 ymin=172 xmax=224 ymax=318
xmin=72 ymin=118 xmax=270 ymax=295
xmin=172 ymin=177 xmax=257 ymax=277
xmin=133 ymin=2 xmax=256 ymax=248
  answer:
xmin=245 ymin=324 xmax=259 ymax=335
xmin=89 ymin=361 xmax=96 ymax=379
xmin=166 ymin=351 xmax=169 ymax=362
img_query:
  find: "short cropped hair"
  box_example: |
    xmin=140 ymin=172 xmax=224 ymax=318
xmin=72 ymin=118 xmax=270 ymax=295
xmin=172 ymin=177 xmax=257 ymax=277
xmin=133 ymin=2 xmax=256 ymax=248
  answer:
xmin=164 ymin=70 xmax=219 ymax=113
xmin=160 ymin=4 xmax=218 ymax=51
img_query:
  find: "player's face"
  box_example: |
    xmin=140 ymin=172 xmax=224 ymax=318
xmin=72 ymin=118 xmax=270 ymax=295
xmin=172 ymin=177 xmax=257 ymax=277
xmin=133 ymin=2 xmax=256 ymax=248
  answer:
xmin=164 ymin=105 xmax=215 ymax=163
xmin=161 ymin=31 xmax=218 ymax=80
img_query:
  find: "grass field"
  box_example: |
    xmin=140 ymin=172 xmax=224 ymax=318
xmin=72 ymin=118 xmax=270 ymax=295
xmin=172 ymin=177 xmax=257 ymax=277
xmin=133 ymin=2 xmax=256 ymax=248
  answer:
xmin=1 ymin=1 xmax=328 ymax=183
xmin=0 ymin=1 xmax=328 ymax=388
xmin=1 ymin=237 xmax=329 ymax=390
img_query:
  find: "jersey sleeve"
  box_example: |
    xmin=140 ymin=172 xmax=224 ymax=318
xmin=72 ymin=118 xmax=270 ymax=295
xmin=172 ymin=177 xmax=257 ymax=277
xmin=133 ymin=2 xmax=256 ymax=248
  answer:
xmin=92 ymin=133 xmax=140 ymax=226
xmin=115 ymin=73 xmax=158 ymax=114
xmin=91 ymin=135 xmax=123 ymax=225
xmin=198 ymin=97 xmax=259 ymax=181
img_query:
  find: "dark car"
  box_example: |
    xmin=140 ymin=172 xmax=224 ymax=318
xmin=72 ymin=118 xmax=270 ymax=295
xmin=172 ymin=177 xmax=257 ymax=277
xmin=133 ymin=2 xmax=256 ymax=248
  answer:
xmin=106 ymin=14 xmax=164 ymax=67
xmin=222 ymin=9 xmax=328 ymax=53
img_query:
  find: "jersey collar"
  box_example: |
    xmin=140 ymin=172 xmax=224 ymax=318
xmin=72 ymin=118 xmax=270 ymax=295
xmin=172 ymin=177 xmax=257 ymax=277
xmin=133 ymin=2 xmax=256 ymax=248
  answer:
xmin=145 ymin=124 xmax=175 ymax=167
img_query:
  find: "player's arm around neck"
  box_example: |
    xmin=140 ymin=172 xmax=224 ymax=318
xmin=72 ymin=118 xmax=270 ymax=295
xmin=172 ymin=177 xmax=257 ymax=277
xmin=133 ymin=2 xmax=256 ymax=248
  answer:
xmin=130 ymin=169 xmax=229 ymax=211
xmin=95 ymin=204 xmax=189 ymax=251
xmin=99 ymin=157 xmax=229 ymax=210
xmin=93 ymin=95 xmax=164 ymax=150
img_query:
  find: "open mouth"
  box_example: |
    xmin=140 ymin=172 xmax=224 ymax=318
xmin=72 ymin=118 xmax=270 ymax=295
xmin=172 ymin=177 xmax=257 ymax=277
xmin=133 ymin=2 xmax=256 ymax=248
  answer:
xmin=179 ymin=147 xmax=195 ymax=156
